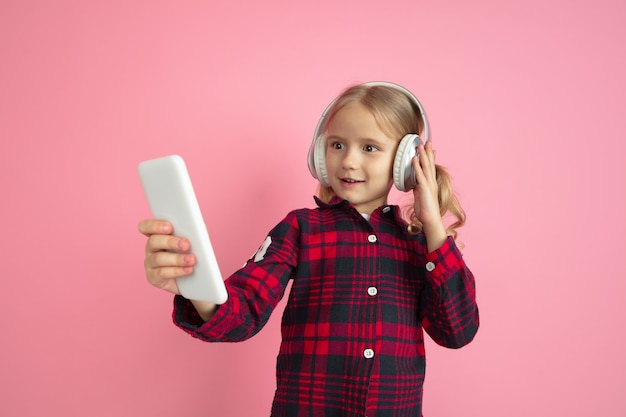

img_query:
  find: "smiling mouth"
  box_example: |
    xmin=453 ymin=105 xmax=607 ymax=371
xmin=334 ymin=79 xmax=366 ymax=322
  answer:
xmin=341 ymin=178 xmax=364 ymax=183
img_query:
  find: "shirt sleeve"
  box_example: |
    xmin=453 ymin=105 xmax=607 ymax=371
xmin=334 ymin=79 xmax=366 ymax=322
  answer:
xmin=419 ymin=236 xmax=479 ymax=348
xmin=172 ymin=212 xmax=300 ymax=342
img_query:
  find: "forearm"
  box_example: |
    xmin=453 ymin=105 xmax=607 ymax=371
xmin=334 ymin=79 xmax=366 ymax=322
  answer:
xmin=420 ymin=237 xmax=479 ymax=348
xmin=174 ymin=212 xmax=299 ymax=341
xmin=423 ymin=277 xmax=479 ymax=348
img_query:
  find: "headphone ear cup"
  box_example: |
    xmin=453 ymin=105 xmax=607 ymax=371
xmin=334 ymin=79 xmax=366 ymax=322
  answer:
xmin=393 ymin=134 xmax=421 ymax=191
xmin=307 ymin=134 xmax=330 ymax=187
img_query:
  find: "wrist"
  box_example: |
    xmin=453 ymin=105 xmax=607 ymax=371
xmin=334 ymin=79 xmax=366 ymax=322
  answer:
xmin=190 ymin=299 xmax=218 ymax=322
xmin=422 ymin=220 xmax=447 ymax=253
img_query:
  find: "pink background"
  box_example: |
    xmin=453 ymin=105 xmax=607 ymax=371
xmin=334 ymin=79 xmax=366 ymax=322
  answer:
xmin=1 ymin=0 xmax=625 ymax=416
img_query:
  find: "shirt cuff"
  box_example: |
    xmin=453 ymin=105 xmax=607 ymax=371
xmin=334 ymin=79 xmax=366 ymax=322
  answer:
xmin=172 ymin=290 xmax=244 ymax=341
xmin=422 ymin=236 xmax=464 ymax=284
xmin=172 ymin=295 xmax=205 ymax=329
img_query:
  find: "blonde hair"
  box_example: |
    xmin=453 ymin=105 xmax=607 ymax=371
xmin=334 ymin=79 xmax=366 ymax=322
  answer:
xmin=317 ymin=83 xmax=466 ymax=240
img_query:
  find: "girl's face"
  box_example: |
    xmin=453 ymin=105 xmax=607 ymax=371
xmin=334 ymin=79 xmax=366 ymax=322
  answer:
xmin=325 ymin=101 xmax=398 ymax=215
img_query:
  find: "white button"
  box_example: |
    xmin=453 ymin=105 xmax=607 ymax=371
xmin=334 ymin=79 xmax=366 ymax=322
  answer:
xmin=363 ymin=348 xmax=374 ymax=359
xmin=382 ymin=206 xmax=391 ymax=213
xmin=426 ymin=262 xmax=435 ymax=272
xmin=368 ymin=235 xmax=377 ymax=243
xmin=367 ymin=286 xmax=378 ymax=296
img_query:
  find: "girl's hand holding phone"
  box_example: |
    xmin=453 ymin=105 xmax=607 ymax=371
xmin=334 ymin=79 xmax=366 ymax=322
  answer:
xmin=138 ymin=219 xmax=196 ymax=295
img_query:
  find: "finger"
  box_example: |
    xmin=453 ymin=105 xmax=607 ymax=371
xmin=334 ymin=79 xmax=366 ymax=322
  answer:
xmin=146 ymin=251 xmax=196 ymax=270
xmin=146 ymin=234 xmax=191 ymax=254
xmin=147 ymin=265 xmax=193 ymax=288
xmin=149 ymin=265 xmax=194 ymax=279
xmin=418 ymin=143 xmax=437 ymax=179
xmin=138 ymin=219 xmax=173 ymax=237
xmin=424 ymin=142 xmax=437 ymax=178
xmin=417 ymin=144 xmax=431 ymax=177
xmin=412 ymin=155 xmax=426 ymax=186
xmin=423 ymin=141 xmax=434 ymax=161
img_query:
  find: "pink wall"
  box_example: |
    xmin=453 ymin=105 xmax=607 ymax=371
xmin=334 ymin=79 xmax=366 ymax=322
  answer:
xmin=1 ymin=0 xmax=625 ymax=416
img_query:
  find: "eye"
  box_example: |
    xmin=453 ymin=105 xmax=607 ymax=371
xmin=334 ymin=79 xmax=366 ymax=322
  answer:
xmin=329 ymin=141 xmax=344 ymax=150
xmin=363 ymin=144 xmax=378 ymax=152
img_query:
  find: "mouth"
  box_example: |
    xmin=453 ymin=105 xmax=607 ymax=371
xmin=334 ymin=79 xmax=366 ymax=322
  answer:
xmin=340 ymin=178 xmax=364 ymax=184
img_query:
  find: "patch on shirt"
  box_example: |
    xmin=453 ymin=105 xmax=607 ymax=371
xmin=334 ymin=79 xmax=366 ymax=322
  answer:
xmin=253 ymin=236 xmax=272 ymax=262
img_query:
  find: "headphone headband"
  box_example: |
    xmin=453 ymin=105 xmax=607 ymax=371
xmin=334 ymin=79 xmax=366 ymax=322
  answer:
xmin=312 ymin=81 xmax=430 ymax=146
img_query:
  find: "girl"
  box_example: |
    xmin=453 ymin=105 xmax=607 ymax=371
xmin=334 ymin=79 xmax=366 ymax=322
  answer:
xmin=138 ymin=82 xmax=479 ymax=417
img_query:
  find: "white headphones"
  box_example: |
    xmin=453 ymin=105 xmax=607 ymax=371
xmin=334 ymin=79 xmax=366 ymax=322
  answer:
xmin=307 ymin=81 xmax=430 ymax=192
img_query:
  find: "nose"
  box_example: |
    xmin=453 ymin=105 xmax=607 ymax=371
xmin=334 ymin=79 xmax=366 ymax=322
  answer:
xmin=341 ymin=147 xmax=359 ymax=169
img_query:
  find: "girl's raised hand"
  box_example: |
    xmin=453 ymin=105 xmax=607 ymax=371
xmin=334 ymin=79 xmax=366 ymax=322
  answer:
xmin=137 ymin=219 xmax=196 ymax=295
xmin=412 ymin=141 xmax=447 ymax=251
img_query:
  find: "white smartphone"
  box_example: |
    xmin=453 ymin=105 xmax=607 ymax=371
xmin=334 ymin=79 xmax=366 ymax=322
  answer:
xmin=138 ymin=155 xmax=228 ymax=304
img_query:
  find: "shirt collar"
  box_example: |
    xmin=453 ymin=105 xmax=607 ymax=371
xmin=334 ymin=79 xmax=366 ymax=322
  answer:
xmin=313 ymin=195 xmax=399 ymax=219
xmin=314 ymin=195 xmax=349 ymax=209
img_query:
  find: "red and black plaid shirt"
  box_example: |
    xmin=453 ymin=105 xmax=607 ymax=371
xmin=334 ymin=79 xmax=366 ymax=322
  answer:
xmin=174 ymin=197 xmax=479 ymax=417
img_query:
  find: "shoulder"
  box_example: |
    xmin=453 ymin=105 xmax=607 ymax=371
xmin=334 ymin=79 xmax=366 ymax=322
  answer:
xmin=267 ymin=202 xmax=325 ymax=236
xmin=285 ymin=196 xmax=352 ymax=221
